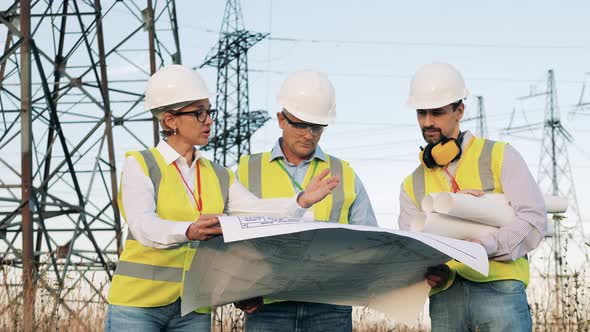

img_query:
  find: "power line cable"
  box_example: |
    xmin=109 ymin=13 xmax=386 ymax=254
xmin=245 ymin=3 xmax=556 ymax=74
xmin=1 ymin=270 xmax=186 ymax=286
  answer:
xmin=267 ymin=36 xmax=589 ymax=50
xmin=249 ymin=68 xmax=587 ymax=85
xmin=182 ymin=24 xmax=588 ymax=50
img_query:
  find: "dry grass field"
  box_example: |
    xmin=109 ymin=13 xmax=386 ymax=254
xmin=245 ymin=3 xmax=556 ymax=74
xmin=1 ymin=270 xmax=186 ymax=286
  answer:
xmin=2 ymin=269 xmax=588 ymax=332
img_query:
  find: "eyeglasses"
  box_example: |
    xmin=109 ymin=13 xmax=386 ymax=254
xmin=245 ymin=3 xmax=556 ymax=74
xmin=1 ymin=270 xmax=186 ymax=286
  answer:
xmin=281 ymin=111 xmax=326 ymax=136
xmin=169 ymin=108 xmax=217 ymax=123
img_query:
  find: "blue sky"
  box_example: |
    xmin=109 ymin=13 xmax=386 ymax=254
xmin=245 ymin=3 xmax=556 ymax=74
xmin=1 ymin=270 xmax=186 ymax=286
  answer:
xmin=170 ymin=0 xmax=590 ymax=231
xmin=3 ymin=0 xmax=587 ymax=256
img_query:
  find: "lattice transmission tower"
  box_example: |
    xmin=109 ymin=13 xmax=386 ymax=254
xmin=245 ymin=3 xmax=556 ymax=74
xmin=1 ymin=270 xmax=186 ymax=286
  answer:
xmin=462 ymin=95 xmax=488 ymax=137
xmin=504 ymin=69 xmax=588 ymax=327
xmin=0 ymin=0 xmax=180 ymax=327
xmin=198 ymin=0 xmax=270 ymax=166
xmin=572 ymin=72 xmax=590 ymax=117
xmin=537 ymin=69 xmax=589 ymax=327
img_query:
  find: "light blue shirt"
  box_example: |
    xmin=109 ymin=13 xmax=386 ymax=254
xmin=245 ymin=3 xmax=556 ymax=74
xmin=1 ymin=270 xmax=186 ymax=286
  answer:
xmin=269 ymin=139 xmax=378 ymax=227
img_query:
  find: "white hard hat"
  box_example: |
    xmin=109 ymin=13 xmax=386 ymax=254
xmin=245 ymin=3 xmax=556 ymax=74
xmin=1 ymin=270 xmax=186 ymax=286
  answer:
xmin=145 ymin=64 xmax=211 ymax=119
xmin=277 ymin=70 xmax=336 ymax=125
xmin=406 ymin=63 xmax=470 ymax=109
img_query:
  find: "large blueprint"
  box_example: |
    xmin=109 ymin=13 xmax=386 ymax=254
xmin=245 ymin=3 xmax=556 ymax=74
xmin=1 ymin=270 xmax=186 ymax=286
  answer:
xmin=181 ymin=216 xmax=488 ymax=323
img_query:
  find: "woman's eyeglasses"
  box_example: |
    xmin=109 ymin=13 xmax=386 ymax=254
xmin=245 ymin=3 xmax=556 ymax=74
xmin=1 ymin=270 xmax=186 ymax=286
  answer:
xmin=169 ymin=109 xmax=217 ymax=123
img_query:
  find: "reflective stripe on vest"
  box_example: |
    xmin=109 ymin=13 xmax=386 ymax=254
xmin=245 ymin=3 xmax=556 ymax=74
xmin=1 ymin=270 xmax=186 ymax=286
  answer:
xmin=403 ymin=137 xmax=529 ymax=290
xmin=140 ymin=150 xmax=162 ymax=202
xmin=114 ymin=261 xmax=183 ymax=283
xmin=248 ymin=153 xmax=263 ymax=198
xmin=478 ymin=139 xmax=496 ymax=192
xmin=125 ymin=150 xmax=161 ymax=243
xmin=411 ymin=165 xmax=425 ymax=211
xmin=239 ymin=151 xmax=356 ymax=304
xmin=328 ymin=156 xmax=345 ymax=222
xmin=109 ymin=148 xmax=231 ymax=309
xmin=409 ymin=138 xmax=498 ymax=208
xmin=239 ymin=152 xmax=355 ymax=223
xmin=124 ymin=152 xmax=230 ymax=243
xmin=211 ymin=161 xmax=230 ymax=206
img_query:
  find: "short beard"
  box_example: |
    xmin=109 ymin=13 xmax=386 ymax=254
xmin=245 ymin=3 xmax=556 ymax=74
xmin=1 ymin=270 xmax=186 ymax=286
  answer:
xmin=422 ymin=127 xmax=442 ymax=144
xmin=424 ymin=137 xmax=438 ymax=144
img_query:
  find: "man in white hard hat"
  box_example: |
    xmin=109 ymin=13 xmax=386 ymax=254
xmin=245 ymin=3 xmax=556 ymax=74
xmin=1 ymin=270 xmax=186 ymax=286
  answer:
xmin=398 ymin=63 xmax=547 ymax=331
xmin=234 ymin=70 xmax=378 ymax=332
xmin=105 ymin=65 xmax=340 ymax=331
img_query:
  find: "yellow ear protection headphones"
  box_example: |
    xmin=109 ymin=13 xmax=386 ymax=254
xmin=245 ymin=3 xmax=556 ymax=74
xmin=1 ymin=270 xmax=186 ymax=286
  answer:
xmin=419 ymin=131 xmax=464 ymax=168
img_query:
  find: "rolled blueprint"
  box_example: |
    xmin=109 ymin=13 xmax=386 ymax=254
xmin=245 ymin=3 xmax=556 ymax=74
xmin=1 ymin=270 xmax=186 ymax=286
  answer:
xmin=421 ymin=193 xmax=568 ymax=228
xmin=420 ymin=193 xmax=439 ymax=213
xmin=411 ymin=212 xmax=498 ymax=240
xmin=429 ymin=193 xmax=515 ymax=227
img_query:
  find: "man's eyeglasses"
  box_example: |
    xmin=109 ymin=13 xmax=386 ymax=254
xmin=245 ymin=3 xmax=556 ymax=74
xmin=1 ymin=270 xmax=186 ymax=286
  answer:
xmin=281 ymin=111 xmax=326 ymax=136
xmin=169 ymin=109 xmax=217 ymax=123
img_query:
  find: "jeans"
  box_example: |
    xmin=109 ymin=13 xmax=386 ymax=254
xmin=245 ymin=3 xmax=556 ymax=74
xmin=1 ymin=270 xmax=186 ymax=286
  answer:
xmin=105 ymin=299 xmax=211 ymax=332
xmin=245 ymin=301 xmax=352 ymax=332
xmin=429 ymin=276 xmax=532 ymax=332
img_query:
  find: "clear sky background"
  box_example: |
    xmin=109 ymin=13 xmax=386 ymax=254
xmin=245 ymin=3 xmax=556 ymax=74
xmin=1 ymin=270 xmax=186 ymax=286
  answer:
xmin=2 ymin=1 xmax=588 ymax=265
xmin=172 ymin=0 xmax=590 ymax=233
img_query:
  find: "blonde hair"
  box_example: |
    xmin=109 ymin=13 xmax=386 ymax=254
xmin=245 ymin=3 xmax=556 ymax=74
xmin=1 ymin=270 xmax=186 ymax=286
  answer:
xmin=159 ymin=115 xmax=175 ymax=138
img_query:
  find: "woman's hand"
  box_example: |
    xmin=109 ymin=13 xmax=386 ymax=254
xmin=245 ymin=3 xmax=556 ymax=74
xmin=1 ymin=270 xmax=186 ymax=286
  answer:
xmin=185 ymin=214 xmax=223 ymax=241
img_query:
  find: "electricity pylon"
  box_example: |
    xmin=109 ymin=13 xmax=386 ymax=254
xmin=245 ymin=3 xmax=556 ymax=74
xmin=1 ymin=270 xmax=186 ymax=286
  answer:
xmin=505 ymin=69 xmax=588 ymax=328
xmin=0 ymin=1 xmax=181 ymax=327
xmin=198 ymin=0 xmax=270 ymax=166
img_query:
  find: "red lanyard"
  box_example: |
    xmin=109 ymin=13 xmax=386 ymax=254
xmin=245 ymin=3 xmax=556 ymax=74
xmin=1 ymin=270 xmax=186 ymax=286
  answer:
xmin=173 ymin=161 xmax=202 ymax=213
xmin=443 ymin=166 xmax=461 ymax=193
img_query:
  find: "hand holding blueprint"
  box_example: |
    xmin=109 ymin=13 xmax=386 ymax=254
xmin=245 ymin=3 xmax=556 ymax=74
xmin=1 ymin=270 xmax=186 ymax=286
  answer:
xmin=181 ymin=216 xmax=489 ymax=324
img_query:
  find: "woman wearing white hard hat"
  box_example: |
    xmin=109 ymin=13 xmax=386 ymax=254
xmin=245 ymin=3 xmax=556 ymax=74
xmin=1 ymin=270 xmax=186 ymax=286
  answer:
xmin=104 ymin=65 xmax=340 ymax=331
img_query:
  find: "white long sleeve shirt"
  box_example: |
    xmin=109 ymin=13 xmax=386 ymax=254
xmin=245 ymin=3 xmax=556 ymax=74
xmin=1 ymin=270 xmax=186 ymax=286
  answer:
xmin=398 ymin=131 xmax=547 ymax=261
xmin=121 ymin=141 xmax=307 ymax=249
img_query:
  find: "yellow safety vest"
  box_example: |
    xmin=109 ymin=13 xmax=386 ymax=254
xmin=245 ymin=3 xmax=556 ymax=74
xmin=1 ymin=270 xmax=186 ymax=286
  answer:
xmin=238 ymin=151 xmax=357 ymax=305
xmin=108 ymin=148 xmax=234 ymax=310
xmin=402 ymin=137 xmax=529 ymax=293
xmin=238 ymin=152 xmax=356 ymax=223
